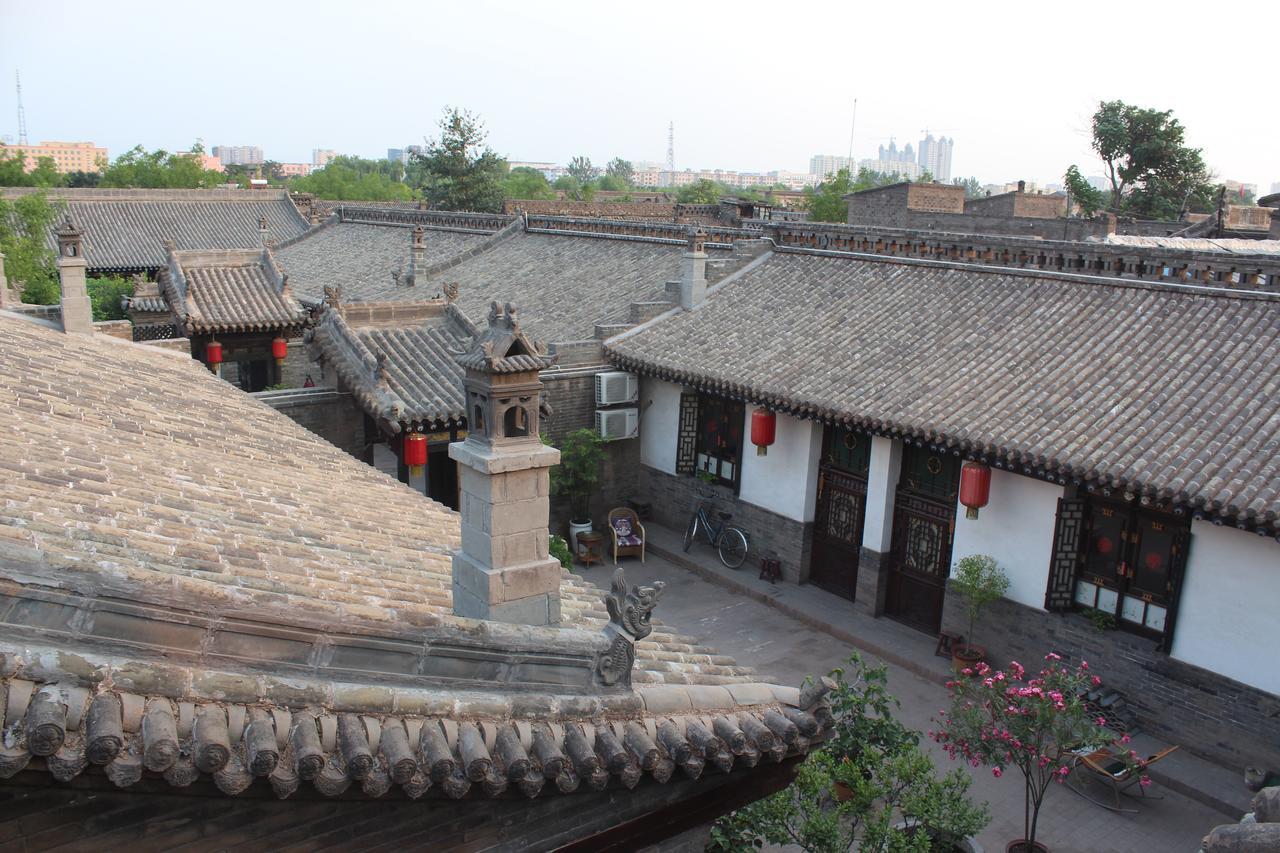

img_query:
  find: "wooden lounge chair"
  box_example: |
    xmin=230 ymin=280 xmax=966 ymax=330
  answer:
xmin=607 ymin=507 xmax=645 ymax=565
xmin=1066 ymin=744 xmax=1178 ymax=813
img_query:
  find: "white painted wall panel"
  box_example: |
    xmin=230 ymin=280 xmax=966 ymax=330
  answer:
xmin=1172 ymin=522 xmax=1280 ymax=695
xmin=739 ymin=407 xmax=822 ymax=523
xmin=949 ymin=469 xmax=1063 ymax=610
xmin=639 ymin=377 xmax=681 ymax=475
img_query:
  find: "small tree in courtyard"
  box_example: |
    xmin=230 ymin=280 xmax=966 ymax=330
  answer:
xmin=932 ymin=655 xmax=1146 ymax=853
xmin=711 ymin=654 xmax=989 ymax=852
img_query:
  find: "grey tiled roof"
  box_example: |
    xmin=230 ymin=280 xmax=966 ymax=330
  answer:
xmin=308 ymin=301 xmax=470 ymax=428
xmin=608 ymin=251 xmax=1280 ymax=530
xmin=421 ymin=231 xmax=688 ymax=342
xmin=160 ymin=248 xmax=306 ymax=334
xmin=275 ymin=222 xmax=493 ymax=302
xmin=1 ymin=188 xmax=310 ymax=271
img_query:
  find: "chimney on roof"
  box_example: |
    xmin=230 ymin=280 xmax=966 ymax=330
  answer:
xmin=258 ymin=215 xmax=269 ymax=246
xmin=1017 ymin=180 xmax=1026 ymax=193
xmin=450 ymin=303 xmax=563 ymax=626
xmin=55 ymin=219 xmax=93 ymax=335
xmin=680 ymin=227 xmax=708 ymax=310
xmin=406 ymin=225 xmax=426 ymax=286
xmin=1270 ymin=208 xmax=1280 ymax=241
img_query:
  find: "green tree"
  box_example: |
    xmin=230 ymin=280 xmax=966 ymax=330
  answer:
xmin=64 ymin=170 xmax=101 ymax=188
xmin=952 ymin=176 xmax=983 ymax=199
xmin=807 ymin=168 xmax=854 ymax=222
xmin=595 ymin=174 xmax=628 ymax=192
xmin=554 ymin=174 xmax=595 ymax=202
xmin=1090 ymin=99 xmax=1213 ymax=219
xmin=291 ymin=157 xmax=414 ymax=201
xmin=101 ymin=144 xmax=227 ymax=189
xmin=503 ymin=166 xmax=555 ymax=200
xmin=675 ymin=178 xmax=722 ymax=205
xmin=0 ymin=192 xmax=63 ymax=304
xmin=1064 ymin=165 xmax=1105 ymax=216
xmin=0 ymin=150 xmax=68 ymax=187
xmin=566 ymin=156 xmax=595 ymax=186
xmin=605 ymin=157 xmax=634 ymax=185
xmin=87 ymin=275 xmax=135 ymax=321
xmin=711 ymin=654 xmax=989 ymax=852
xmin=408 ymin=107 xmax=507 ymax=213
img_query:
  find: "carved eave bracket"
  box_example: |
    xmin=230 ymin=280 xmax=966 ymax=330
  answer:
xmin=596 ymin=568 xmax=666 ymax=687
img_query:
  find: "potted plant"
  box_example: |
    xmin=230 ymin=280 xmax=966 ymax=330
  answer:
xmin=548 ymin=428 xmax=605 ymax=553
xmin=950 ymin=555 xmax=1009 ymax=673
xmin=933 ymin=654 xmax=1146 ymax=853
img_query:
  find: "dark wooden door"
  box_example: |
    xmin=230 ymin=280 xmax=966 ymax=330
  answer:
xmin=809 ymin=427 xmax=870 ymax=600
xmin=885 ymin=448 xmax=960 ymax=634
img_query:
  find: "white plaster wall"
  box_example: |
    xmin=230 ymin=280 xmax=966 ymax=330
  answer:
xmin=862 ymin=436 xmax=902 ymax=552
xmin=1171 ymin=522 xmax=1280 ymax=695
xmin=949 ymin=469 xmax=1063 ymax=610
xmin=738 ymin=407 xmax=822 ymax=523
xmin=639 ymin=377 xmax=681 ymax=475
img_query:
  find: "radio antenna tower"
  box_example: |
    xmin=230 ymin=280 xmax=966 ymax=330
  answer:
xmin=16 ymin=72 xmax=29 ymax=145
xmin=666 ymin=121 xmax=674 ymax=178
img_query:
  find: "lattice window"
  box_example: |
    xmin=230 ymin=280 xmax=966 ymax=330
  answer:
xmin=675 ymin=391 xmax=699 ymax=475
xmin=132 ymin=323 xmax=179 ymax=342
xmin=1045 ymin=498 xmax=1085 ymax=611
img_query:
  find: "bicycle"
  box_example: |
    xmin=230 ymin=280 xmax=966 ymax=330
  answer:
xmin=683 ymin=488 xmax=750 ymax=569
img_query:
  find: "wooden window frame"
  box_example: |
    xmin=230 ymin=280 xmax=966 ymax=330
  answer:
xmin=1070 ymin=497 xmax=1190 ymax=648
xmin=690 ymin=393 xmax=744 ymax=490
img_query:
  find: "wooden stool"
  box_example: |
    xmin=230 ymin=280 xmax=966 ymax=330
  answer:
xmin=759 ymin=558 xmax=781 ymax=584
xmin=576 ymin=531 xmax=605 ymax=569
xmin=935 ymin=631 xmax=963 ymax=658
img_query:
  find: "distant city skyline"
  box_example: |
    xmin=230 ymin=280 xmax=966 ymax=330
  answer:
xmin=1 ymin=1 xmax=1274 ymax=192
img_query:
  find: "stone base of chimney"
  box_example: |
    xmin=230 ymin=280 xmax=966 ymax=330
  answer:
xmin=452 ymin=551 xmax=563 ymax=626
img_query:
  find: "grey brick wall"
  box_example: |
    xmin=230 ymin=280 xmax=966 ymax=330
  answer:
xmin=942 ymin=589 xmax=1280 ymax=772
xmin=257 ymin=388 xmax=366 ymax=460
xmin=635 ymin=466 xmax=812 ymax=581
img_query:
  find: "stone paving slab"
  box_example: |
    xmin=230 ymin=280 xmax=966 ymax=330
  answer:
xmin=597 ymin=525 xmax=1252 ymax=852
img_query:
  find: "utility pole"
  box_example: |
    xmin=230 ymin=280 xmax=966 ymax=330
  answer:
xmin=666 ymin=121 xmax=675 ymax=183
xmin=846 ymin=99 xmax=857 ymax=166
xmin=16 ymin=71 xmax=29 ymax=145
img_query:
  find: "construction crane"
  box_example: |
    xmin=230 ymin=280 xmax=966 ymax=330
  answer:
xmin=16 ymin=71 xmax=29 ymax=145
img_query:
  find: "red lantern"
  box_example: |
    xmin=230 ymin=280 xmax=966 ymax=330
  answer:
xmin=205 ymin=340 xmax=223 ymax=370
xmin=272 ymin=336 xmax=288 ymax=366
xmin=404 ymin=433 xmax=428 ymax=476
xmin=751 ymin=409 xmax=776 ymax=457
xmin=959 ymin=462 xmax=991 ymax=519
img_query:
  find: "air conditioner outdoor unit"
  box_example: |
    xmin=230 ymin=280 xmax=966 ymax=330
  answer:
xmin=595 ymin=371 xmax=639 ymax=406
xmin=596 ymin=407 xmax=639 ymax=441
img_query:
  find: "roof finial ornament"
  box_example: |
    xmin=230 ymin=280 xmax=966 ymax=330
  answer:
xmin=323 ymin=284 xmax=342 ymax=309
xmin=597 ymin=568 xmax=666 ymax=686
xmin=375 ymin=352 xmax=390 ymax=386
xmin=443 ymin=281 xmax=458 ymax=303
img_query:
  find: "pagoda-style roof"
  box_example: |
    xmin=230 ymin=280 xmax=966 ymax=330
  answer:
xmin=158 ymin=246 xmax=307 ymax=335
xmin=455 ymin=301 xmax=558 ymax=374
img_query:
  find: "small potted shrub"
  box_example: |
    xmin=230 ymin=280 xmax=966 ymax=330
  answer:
xmin=950 ymin=554 xmax=1009 ymax=673
xmin=548 ymin=428 xmax=605 ymax=552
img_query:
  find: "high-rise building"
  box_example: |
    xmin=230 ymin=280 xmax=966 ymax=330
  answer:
xmin=387 ymin=148 xmax=404 ymax=163
xmin=809 ymin=154 xmax=856 ymax=181
xmin=917 ymin=134 xmax=954 ymax=182
xmin=212 ymin=145 xmax=264 ymax=166
xmin=1270 ymin=181 xmax=1280 ymax=196
xmin=312 ymin=149 xmax=337 ymax=166
xmin=0 ymin=140 xmax=107 ymax=173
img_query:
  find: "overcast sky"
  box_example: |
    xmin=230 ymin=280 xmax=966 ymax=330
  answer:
xmin=1 ymin=0 xmax=1275 ymax=190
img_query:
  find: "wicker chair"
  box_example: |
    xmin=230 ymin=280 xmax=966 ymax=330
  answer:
xmin=607 ymin=507 xmax=645 ymax=565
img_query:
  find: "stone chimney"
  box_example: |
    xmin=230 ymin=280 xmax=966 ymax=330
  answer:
xmin=55 ymin=219 xmax=93 ymax=335
xmin=258 ymin=215 xmax=269 ymax=246
xmin=679 ymin=226 xmax=708 ymax=310
xmin=406 ymin=225 xmax=426 ymax=286
xmin=1270 ymin=208 xmax=1280 ymax=241
xmin=449 ymin=302 xmax=563 ymax=626
xmin=1017 ymin=180 xmax=1026 ymax=193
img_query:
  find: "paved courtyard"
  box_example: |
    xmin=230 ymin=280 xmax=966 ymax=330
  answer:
xmin=600 ymin=548 xmax=1230 ymax=853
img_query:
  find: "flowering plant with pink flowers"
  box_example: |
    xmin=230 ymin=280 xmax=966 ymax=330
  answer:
xmin=931 ymin=654 xmax=1146 ymax=852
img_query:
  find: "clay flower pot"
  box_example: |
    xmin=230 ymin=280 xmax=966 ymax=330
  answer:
xmin=1006 ymin=841 xmax=1048 ymax=853
xmin=952 ymin=644 xmax=986 ymax=675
